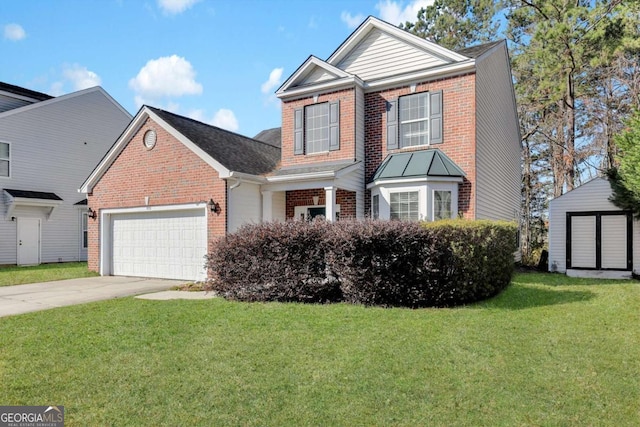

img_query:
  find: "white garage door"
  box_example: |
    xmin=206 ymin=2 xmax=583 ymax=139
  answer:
xmin=111 ymin=208 xmax=207 ymax=280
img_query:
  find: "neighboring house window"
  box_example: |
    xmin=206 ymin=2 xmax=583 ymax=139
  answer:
xmin=390 ymin=192 xmax=419 ymax=220
xmin=372 ymin=194 xmax=379 ymax=219
xmin=387 ymin=90 xmax=442 ymax=149
xmin=294 ymin=101 xmax=340 ymax=155
xmin=433 ymin=190 xmax=452 ymax=220
xmin=0 ymin=142 xmax=9 ymax=177
xmin=82 ymin=212 xmax=88 ymax=248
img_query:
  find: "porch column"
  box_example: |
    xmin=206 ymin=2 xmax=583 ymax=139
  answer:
xmin=324 ymin=186 xmax=336 ymax=222
xmin=262 ymin=190 xmax=272 ymax=222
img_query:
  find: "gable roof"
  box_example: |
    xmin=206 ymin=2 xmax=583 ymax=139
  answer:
xmin=278 ymin=16 xmax=476 ymax=97
xmin=148 ymin=107 xmax=280 ymax=176
xmin=0 ymin=82 xmax=53 ymax=102
xmin=80 ymin=106 xmax=281 ymax=193
xmin=371 ymin=149 xmax=466 ymax=182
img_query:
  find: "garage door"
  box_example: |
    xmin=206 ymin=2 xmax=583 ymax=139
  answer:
xmin=111 ymin=209 xmax=207 ymax=280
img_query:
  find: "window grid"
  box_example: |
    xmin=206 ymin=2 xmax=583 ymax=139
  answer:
xmin=390 ymin=192 xmax=419 ymax=221
xmin=399 ymin=93 xmax=429 ymax=147
xmin=305 ymin=103 xmax=329 ymax=153
xmin=0 ymin=142 xmax=9 ymax=177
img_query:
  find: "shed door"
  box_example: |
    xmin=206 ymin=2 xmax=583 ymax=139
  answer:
xmin=567 ymin=212 xmax=632 ymax=271
xmin=570 ymin=216 xmax=596 ymax=268
xmin=111 ymin=209 xmax=207 ymax=280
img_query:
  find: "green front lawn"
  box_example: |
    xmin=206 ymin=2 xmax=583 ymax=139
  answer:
xmin=0 ymin=272 xmax=638 ymax=426
xmin=0 ymin=262 xmax=98 ymax=287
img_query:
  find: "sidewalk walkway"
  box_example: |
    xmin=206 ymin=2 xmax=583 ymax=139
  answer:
xmin=0 ymin=276 xmax=186 ymax=318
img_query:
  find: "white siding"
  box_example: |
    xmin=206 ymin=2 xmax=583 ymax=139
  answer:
xmin=601 ymin=215 xmax=627 ymax=269
xmin=571 ymin=216 xmax=596 ymax=268
xmin=228 ymin=182 xmax=262 ymax=233
xmin=298 ymin=67 xmax=337 ymax=86
xmin=337 ymin=29 xmax=448 ymax=81
xmin=474 ymin=43 xmax=521 ymax=222
xmin=271 ymin=191 xmax=286 ymax=222
xmin=548 ymin=178 xmax=640 ymax=274
xmin=0 ymin=88 xmax=131 ymax=264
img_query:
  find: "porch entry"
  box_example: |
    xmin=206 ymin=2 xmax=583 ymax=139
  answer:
xmin=17 ymin=217 xmax=40 ymax=265
xmin=566 ymin=211 xmax=632 ymax=271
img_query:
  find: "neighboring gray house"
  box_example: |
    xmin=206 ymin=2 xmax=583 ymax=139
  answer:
xmin=548 ymin=177 xmax=640 ymax=279
xmin=0 ymin=82 xmax=131 ymax=265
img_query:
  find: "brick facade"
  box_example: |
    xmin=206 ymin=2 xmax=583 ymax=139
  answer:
xmin=281 ymin=88 xmax=357 ymax=167
xmin=285 ymin=188 xmax=356 ymax=220
xmin=364 ymin=74 xmax=477 ymax=219
xmin=86 ymin=117 xmax=226 ymax=273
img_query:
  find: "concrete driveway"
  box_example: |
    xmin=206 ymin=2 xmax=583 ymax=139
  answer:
xmin=0 ymin=276 xmax=186 ymax=318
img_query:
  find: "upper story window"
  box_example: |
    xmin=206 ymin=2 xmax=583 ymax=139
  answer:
xmin=305 ymin=103 xmax=329 ymax=153
xmin=0 ymin=142 xmax=9 ymax=178
xmin=294 ymin=101 xmax=340 ymax=155
xmin=387 ymin=90 xmax=443 ymax=150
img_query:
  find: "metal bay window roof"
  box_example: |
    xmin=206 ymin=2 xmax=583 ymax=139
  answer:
xmin=372 ymin=149 xmax=466 ymax=181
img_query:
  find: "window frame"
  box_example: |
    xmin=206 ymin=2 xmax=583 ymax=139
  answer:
xmin=389 ymin=191 xmax=420 ymax=221
xmin=304 ymin=102 xmax=330 ymax=154
xmin=82 ymin=212 xmax=89 ymax=249
xmin=433 ymin=190 xmax=452 ymax=221
xmin=399 ymin=92 xmax=430 ymax=148
xmin=0 ymin=141 xmax=10 ymax=178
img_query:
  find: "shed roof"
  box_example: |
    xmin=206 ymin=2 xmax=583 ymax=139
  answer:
xmin=372 ymin=149 xmax=465 ymax=181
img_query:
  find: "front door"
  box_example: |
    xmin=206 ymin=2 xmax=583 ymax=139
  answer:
xmin=17 ymin=218 xmax=40 ymax=265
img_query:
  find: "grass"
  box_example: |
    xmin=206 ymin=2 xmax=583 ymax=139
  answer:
xmin=0 ymin=272 xmax=638 ymax=426
xmin=0 ymin=262 xmax=98 ymax=287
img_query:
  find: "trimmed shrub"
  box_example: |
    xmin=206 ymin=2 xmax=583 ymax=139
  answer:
xmin=206 ymin=219 xmax=517 ymax=308
xmin=206 ymin=220 xmax=341 ymax=303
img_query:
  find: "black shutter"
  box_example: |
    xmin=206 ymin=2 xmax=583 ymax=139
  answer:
xmin=294 ymin=108 xmax=304 ymax=155
xmin=387 ymin=100 xmax=398 ymax=149
xmin=329 ymin=101 xmax=340 ymax=151
xmin=430 ymin=90 xmax=443 ymax=144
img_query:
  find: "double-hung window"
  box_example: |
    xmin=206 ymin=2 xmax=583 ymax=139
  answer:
xmin=294 ymin=101 xmax=340 ymax=155
xmin=0 ymin=142 xmax=9 ymax=178
xmin=390 ymin=191 xmax=419 ymax=221
xmin=387 ymin=90 xmax=443 ymax=149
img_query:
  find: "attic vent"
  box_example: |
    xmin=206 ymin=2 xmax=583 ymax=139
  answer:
xmin=143 ymin=129 xmax=157 ymax=150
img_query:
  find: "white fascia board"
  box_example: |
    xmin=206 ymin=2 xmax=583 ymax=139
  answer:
xmin=366 ymin=176 xmax=463 ymax=189
xmin=146 ymin=109 xmax=231 ymax=177
xmin=4 ymin=196 xmax=63 ymax=220
xmin=267 ymin=171 xmax=336 ymax=183
xmin=263 ymin=178 xmax=338 ymax=193
xmin=277 ymin=56 xmax=352 ymax=95
xmin=79 ymin=110 xmax=147 ymax=193
xmin=226 ymin=171 xmax=266 ymax=184
xmin=277 ymin=76 xmax=364 ymax=100
xmin=80 ymin=106 xmax=231 ymax=193
xmin=334 ymin=162 xmax=363 ymax=179
xmin=327 ymin=16 xmax=469 ymax=67
xmin=101 ymin=202 xmax=208 ymax=216
xmin=364 ymin=61 xmax=476 ymax=93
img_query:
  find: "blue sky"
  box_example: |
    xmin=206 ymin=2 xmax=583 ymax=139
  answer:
xmin=1 ymin=0 xmax=432 ymax=138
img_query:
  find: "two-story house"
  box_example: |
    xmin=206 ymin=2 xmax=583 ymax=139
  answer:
xmin=0 ymin=82 xmax=131 ymax=265
xmin=81 ymin=16 xmax=521 ymax=281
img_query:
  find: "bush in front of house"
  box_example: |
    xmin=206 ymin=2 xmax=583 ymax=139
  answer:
xmin=206 ymin=220 xmax=341 ymax=303
xmin=206 ymin=219 xmax=517 ymax=307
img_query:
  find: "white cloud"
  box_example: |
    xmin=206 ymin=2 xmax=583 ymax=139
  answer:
xmin=375 ymin=0 xmax=433 ymax=25
xmin=4 ymin=23 xmax=26 ymax=41
xmin=212 ymin=109 xmax=239 ymax=132
xmin=340 ymin=11 xmax=365 ymax=29
xmin=129 ymin=55 xmax=203 ymax=101
xmin=157 ymin=0 xmax=200 ymax=15
xmin=63 ymin=64 xmax=102 ymax=90
xmin=261 ymin=67 xmax=284 ymax=94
